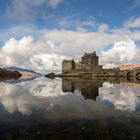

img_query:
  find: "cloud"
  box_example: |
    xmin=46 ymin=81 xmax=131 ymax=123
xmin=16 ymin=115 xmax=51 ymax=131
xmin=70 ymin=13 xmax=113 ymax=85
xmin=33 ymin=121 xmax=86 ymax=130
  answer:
xmin=48 ymin=0 xmax=64 ymax=8
xmin=0 ymin=15 xmax=140 ymax=72
xmin=1 ymin=34 xmax=139 ymax=72
xmin=6 ymin=0 xmax=64 ymax=21
xmin=0 ymin=36 xmax=66 ymax=73
xmin=98 ymin=23 xmax=109 ymax=32
xmin=58 ymin=17 xmax=97 ymax=31
xmin=124 ymin=17 xmax=140 ymax=28
xmin=0 ymin=28 xmax=114 ymax=72
xmin=0 ymin=25 xmax=140 ymax=72
xmin=101 ymin=39 xmax=140 ymax=68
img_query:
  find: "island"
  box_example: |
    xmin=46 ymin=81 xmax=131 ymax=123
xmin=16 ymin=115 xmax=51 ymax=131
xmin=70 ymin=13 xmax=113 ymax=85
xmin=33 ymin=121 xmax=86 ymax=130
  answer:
xmin=46 ymin=51 xmax=140 ymax=79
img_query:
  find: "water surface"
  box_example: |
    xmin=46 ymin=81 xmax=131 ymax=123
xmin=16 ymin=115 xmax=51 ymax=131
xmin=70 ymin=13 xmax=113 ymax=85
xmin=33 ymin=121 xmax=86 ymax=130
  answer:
xmin=0 ymin=77 xmax=140 ymax=140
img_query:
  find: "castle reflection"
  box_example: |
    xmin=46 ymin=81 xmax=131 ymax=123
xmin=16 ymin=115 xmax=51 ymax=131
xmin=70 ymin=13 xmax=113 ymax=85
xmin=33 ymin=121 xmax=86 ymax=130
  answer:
xmin=62 ymin=77 xmax=140 ymax=101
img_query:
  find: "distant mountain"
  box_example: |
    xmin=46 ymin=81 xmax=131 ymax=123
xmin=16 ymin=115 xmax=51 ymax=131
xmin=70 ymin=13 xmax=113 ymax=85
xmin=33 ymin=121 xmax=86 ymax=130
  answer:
xmin=4 ymin=67 xmax=41 ymax=80
xmin=4 ymin=67 xmax=39 ymax=74
xmin=119 ymin=64 xmax=140 ymax=71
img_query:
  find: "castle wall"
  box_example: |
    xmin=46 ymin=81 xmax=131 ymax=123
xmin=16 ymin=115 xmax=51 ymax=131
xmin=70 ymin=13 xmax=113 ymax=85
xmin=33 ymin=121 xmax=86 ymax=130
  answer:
xmin=92 ymin=69 xmax=126 ymax=77
xmin=81 ymin=64 xmax=91 ymax=70
xmin=91 ymin=56 xmax=98 ymax=65
xmin=81 ymin=64 xmax=102 ymax=71
xmin=75 ymin=62 xmax=81 ymax=70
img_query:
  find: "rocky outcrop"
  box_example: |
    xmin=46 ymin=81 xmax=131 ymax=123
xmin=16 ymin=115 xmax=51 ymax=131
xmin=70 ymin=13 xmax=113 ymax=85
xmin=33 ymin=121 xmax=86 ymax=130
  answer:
xmin=0 ymin=68 xmax=22 ymax=80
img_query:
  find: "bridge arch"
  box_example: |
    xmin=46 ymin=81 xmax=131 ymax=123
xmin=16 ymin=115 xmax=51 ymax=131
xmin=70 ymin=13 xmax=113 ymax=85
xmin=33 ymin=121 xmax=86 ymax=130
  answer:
xmin=126 ymin=71 xmax=133 ymax=77
xmin=136 ymin=72 xmax=140 ymax=81
xmin=136 ymin=72 xmax=140 ymax=77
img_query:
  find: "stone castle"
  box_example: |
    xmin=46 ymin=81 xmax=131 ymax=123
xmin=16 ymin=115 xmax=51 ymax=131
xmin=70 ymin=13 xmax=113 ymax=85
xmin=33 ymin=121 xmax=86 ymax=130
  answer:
xmin=62 ymin=51 xmax=140 ymax=78
xmin=62 ymin=51 xmax=102 ymax=74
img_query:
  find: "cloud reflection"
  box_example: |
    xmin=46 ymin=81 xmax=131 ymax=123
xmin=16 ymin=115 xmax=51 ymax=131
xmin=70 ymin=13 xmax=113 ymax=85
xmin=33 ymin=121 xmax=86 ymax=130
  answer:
xmin=99 ymin=82 xmax=140 ymax=112
xmin=0 ymin=78 xmax=139 ymax=119
xmin=0 ymin=77 xmax=69 ymax=115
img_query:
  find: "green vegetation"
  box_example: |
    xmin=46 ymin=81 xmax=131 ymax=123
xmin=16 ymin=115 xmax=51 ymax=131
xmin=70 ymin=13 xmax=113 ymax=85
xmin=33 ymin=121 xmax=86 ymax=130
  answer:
xmin=45 ymin=73 xmax=62 ymax=79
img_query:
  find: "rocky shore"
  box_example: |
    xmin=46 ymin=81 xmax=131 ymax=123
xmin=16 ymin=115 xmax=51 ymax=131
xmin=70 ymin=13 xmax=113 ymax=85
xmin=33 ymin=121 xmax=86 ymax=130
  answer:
xmin=0 ymin=68 xmax=22 ymax=80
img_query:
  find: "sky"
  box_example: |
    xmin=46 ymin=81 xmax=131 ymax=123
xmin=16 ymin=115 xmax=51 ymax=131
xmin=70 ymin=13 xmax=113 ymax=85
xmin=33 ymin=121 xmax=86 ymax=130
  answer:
xmin=0 ymin=0 xmax=140 ymax=73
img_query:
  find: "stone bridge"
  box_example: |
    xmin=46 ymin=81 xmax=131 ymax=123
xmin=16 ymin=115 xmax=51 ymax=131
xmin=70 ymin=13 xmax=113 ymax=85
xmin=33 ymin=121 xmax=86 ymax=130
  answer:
xmin=125 ymin=70 xmax=140 ymax=80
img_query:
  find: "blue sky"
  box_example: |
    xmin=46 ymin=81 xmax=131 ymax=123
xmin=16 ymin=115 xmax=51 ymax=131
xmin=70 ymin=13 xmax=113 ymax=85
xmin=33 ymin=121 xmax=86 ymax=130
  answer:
xmin=0 ymin=0 xmax=140 ymax=31
xmin=0 ymin=0 xmax=140 ymax=71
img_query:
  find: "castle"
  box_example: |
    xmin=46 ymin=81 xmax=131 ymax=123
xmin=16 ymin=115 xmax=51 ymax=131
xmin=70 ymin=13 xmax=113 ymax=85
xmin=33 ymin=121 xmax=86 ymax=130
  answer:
xmin=62 ymin=51 xmax=103 ymax=74
xmin=62 ymin=51 xmax=140 ymax=78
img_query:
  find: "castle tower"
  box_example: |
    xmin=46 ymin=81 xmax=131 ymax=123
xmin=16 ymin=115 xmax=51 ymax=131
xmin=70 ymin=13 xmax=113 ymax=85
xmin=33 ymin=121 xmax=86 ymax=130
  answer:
xmin=62 ymin=59 xmax=75 ymax=74
xmin=81 ymin=51 xmax=99 ymax=70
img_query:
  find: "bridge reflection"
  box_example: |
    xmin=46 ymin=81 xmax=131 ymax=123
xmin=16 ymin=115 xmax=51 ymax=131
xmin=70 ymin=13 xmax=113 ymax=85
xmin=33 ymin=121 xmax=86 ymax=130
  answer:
xmin=125 ymin=70 xmax=140 ymax=80
xmin=62 ymin=77 xmax=140 ymax=101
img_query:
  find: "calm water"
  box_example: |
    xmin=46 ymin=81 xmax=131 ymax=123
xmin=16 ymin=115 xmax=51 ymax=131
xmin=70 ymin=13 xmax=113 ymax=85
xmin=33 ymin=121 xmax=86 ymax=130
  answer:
xmin=0 ymin=77 xmax=140 ymax=140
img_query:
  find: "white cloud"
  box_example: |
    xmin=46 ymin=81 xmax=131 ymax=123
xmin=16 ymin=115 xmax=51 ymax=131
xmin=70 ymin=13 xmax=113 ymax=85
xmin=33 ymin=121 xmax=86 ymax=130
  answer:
xmin=124 ymin=17 xmax=140 ymax=28
xmin=0 ymin=15 xmax=140 ymax=72
xmin=59 ymin=17 xmax=96 ymax=30
xmin=0 ymin=27 xmax=114 ymax=72
xmin=98 ymin=23 xmax=109 ymax=32
xmin=101 ymin=39 xmax=140 ymax=68
xmin=43 ymin=29 xmax=114 ymax=56
xmin=0 ymin=26 xmax=140 ymax=72
xmin=0 ymin=36 xmax=66 ymax=73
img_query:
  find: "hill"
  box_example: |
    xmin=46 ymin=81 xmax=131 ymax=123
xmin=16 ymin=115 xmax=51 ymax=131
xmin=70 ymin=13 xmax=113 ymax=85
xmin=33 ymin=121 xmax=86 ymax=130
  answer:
xmin=4 ymin=67 xmax=41 ymax=79
xmin=119 ymin=64 xmax=140 ymax=71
